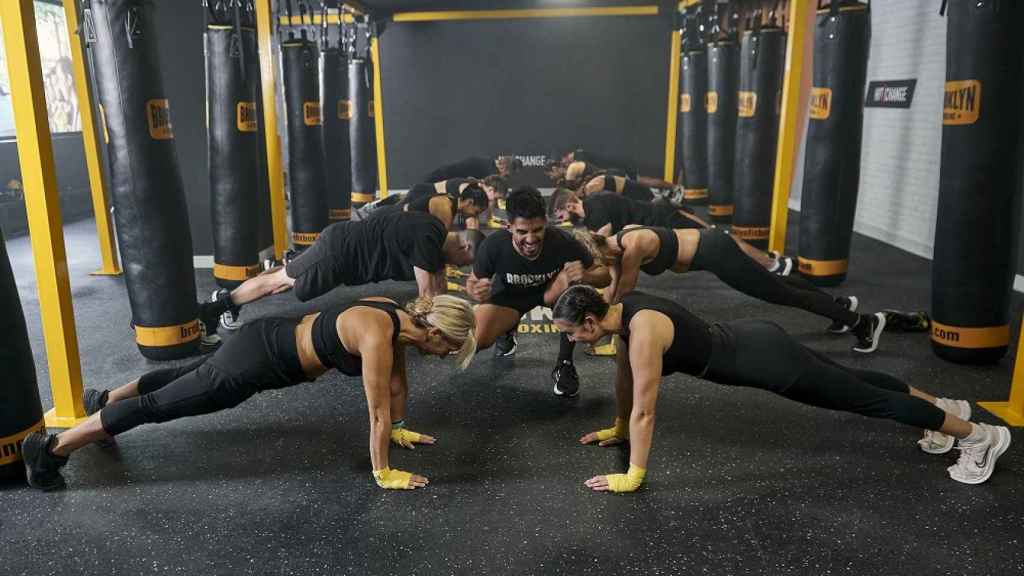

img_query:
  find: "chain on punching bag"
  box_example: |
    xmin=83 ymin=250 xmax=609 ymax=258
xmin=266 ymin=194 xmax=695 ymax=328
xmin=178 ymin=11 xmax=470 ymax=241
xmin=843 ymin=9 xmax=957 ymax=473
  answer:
xmin=207 ymin=5 xmax=262 ymax=288
xmin=931 ymin=0 xmax=1022 ymax=364
xmin=797 ymin=1 xmax=871 ymax=286
xmin=731 ymin=19 xmax=786 ymax=250
xmin=87 ymin=0 xmax=200 ymax=360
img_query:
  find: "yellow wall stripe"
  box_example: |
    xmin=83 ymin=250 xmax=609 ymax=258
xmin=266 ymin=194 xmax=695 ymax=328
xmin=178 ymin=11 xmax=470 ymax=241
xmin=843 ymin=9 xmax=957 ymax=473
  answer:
xmin=393 ymin=6 xmax=658 ymax=23
xmin=931 ymin=321 xmax=1010 ymax=350
xmin=135 ymin=320 xmax=201 ymax=347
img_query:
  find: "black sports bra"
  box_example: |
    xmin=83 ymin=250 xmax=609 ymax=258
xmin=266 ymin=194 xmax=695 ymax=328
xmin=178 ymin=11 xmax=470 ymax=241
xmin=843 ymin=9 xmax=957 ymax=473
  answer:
xmin=616 ymin=226 xmax=679 ymax=276
xmin=311 ymin=300 xmax=401 ymax=376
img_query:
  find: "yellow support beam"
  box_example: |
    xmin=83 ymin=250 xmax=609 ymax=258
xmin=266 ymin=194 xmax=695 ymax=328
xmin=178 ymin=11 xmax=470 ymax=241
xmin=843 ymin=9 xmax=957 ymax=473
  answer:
xmin=256 ymin=0 xmax=289 ymax=258
xmin=370 ymin=35 xmax=388 ymax=197
xmin=62 ymin=0 xmax=120 ymax=277
xmin=393 ymin=6 xmax=659 ymax=23
xmin=663 ymin=29 xmax=681 ymax=182
xmin=1 ymin=0 xmax=86 ymax=428
xmin=979 ymin=314 xmax=1024 ymax=426
xmin=768 ymin=0 xmax=814 ymax=254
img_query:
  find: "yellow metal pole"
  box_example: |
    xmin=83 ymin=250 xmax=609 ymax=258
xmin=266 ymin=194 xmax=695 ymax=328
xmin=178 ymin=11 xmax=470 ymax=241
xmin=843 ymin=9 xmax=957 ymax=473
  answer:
xmin=768 ymin=0 xmax=813 ymax=254
xmin=663 ymin=29 xmax=681 ymax=182
xmin=370 ymin=35 xmax=388 ymax=197
xmin=62 ymin=0 xmax=121 ymax=276
xmin=979 ymin=314 xmax=1024 ymax=426
xmin=1 ymin=0 xmax=86 ymax=428
xmin=256 ymin=0 xmax=289 ymax=258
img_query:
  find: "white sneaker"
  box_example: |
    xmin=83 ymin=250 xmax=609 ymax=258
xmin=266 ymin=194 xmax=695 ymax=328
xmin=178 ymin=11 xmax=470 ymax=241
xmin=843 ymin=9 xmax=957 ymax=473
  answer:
xmin=919 ymin=399 xmax=971 ymax=454
xmin=212 ymin=290 xmax=243 ymax=331
xmin=948 ymin=423 xmax=1011 ymax=485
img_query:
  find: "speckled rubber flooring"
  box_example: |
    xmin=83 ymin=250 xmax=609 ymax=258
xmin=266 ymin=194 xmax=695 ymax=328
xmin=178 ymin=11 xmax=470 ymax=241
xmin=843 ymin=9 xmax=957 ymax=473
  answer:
xmin=2 ymin=214 xmax=1022 ymax=575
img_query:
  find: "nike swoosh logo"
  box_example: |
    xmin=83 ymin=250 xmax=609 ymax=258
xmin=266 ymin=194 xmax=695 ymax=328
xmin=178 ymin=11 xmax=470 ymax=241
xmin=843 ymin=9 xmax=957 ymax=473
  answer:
xmin=976 ymin=447 xmax=989 ymax=468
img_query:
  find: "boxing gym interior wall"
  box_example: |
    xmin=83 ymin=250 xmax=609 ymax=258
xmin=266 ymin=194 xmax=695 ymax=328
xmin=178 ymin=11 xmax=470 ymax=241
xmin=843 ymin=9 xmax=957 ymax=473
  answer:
xmin=788 ymin=0 xmax=1024 ymax=278
xmin=379 ymin=4 xmax=673 ymax=188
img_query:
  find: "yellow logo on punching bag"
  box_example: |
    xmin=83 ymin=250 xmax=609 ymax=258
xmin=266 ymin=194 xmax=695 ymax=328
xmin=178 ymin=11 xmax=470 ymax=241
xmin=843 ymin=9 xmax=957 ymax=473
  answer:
xmin=236 ymin=102 xmax=258 ymax=132
xmin=809 ymin=87 xmax=832 ymax=120
xmin=738 ymin=91 xmax=757 ymax=118
xmin=146 ymin=99 xmax=173 ymax=140
xmin=680 ymin=93 xmax=692 ymax=113
xmin=338 ymin=99 xmax=352 ymax=120
xmin=944 ymin=80 xmax=981 ymax=125
xmin=706 ymin=91 xmax=719 ymax=114
xmin=304 ymin=102 xmax=321 ymax=126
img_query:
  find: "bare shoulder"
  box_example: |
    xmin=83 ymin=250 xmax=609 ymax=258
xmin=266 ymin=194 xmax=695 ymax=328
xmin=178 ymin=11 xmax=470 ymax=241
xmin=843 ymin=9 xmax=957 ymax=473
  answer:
xmin=628 ymin=309 xmax=674 ymax=349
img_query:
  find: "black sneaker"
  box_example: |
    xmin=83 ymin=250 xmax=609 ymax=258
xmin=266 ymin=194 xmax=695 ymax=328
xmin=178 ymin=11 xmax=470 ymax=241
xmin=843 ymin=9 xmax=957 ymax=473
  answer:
xmin=494 ymin=330 xmax=517 ymax=358
xmin=827 ymin=296 xmax=859 ymax=334
xmin=21 ymin=432 xmax=68 ymax=492
xmin=210 ymin=289 xmax=242 ymax=332
xmin=82 ymin=389 xmax=108 ymax=416
xmin=852 ymin=312 xmax=886 ymax=354
xmin=882 ymin=309 xmax=931 ymax=333
xmin=552 ymin=361 xmax=580 ymax=397
xmin=772 ymin=255 xmax=795 ymax=276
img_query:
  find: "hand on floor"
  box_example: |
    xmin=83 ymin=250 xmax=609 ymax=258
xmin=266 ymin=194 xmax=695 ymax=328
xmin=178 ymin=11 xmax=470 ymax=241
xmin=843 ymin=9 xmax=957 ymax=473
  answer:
xmin=579 ymin=417 xmax=628 ymax=447
xmin=390 ymin=426 xmax=436 ymax=450
xmin=373 ymin=467 xmax=429 ymax=490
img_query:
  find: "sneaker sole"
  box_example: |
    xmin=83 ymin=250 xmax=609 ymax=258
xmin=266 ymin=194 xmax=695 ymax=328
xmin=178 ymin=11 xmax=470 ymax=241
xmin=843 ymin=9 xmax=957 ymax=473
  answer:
xmin=919 ymin=400 xmax=972 ymax=455
xmin=853 ymin=312 xmax=886 ymax=354
xmin=552 ymin=383 xmax=579 ymax=398
xmin=950 ymin=427 xmax=1011 ymax=485
xmin=827 ymin=296 xmax=859 ymax=335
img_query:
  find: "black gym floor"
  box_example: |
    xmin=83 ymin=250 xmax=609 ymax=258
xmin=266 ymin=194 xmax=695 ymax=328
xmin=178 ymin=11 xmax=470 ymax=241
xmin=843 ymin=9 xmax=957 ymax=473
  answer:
xmin=3 ymin=212 xmax=1023 ymax=575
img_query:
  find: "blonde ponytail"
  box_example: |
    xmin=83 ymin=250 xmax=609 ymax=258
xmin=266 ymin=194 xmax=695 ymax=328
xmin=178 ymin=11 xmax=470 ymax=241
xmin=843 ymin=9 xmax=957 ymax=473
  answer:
xmin=405 ymin=295 xmax=477 ymax=370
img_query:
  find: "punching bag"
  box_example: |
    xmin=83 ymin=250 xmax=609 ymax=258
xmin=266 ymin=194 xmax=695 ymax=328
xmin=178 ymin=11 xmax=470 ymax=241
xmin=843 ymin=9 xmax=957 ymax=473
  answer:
xmin=797 ymin=1 xmax=870 ymax=286
xmin=678 ymin=48 xmax=708 ymax=204
xmin=931 ymin=0 xmax=1022 ymax=364
xmin=0 ymin=228 xmax=44 ymax=482
xmin=88 ymin=0 xmax=200 ymax=360
xmin=349 ymin=56 xmax=375 ymax=209
xmin=731 ymin=25 xmax=786 ymax=249
xmin=706 ymin=38 xmax=738 ymax=221
xmin=207 ymin=21 xmax=261 ymax=289
xmin=321 ymin=46 xmax=352 ymax=221
xmin=281 ymin=38 xmax=328 ymax=248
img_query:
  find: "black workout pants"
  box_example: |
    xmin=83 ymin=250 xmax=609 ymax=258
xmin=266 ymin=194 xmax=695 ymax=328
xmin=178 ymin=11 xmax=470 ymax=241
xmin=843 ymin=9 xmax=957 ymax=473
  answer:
xmin=691 ymin=229 xmax=859 ymax=327
xmin=101 ymin=319 xmax=306 ymax=436
xmin=705 ymin=320 xmax=946 ymax=431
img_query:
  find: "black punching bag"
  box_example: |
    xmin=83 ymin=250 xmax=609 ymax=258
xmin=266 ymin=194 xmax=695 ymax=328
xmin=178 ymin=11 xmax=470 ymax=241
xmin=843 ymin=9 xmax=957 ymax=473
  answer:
xmin=0 ymin=228 xmax=44 ymax=483
xmin=88 ymin=0 xmax=200 ymax=360
xmin=321 ymin=46 xmax=352 ymax=221
xmin=706 ymin=39 xmax=738 ymax=221
xmin=678 ymin=48 xmax=708 ymax=204
xmin=281 ymin=38 xmax=328 ymax=248
xmin=931 ymin=0 xmax=1022 ymax=364
xmin=207 ymin=21 xmax=261 ymax=289
xmin=731 ymin=25 xmax=786 ymax=249
xmin=349 ymin=56 xmax=375 ymax=209
xmin=797 ymin=2 xmax=870 ymax=286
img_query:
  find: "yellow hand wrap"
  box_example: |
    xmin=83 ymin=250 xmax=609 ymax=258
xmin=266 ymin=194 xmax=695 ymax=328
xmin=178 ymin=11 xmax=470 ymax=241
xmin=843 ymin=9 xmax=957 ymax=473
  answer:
xmin=605 ymin=464 xmax=646 ymax=493
xmin=372 ymin=467 xmax=414 ymax=489
xmin=595 ymin=418 xmax=629 ymax=442
xmin=390 ymin=427 xmax=423 ymax=449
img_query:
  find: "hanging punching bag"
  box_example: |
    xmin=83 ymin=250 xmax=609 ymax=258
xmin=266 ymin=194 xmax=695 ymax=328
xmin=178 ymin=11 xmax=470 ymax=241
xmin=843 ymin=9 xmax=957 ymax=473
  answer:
xmin=731 ymin=24 xmax=786 ymax=250
xmin=349 ymin=55 xmax=375 ymax=208
xmin=706 ymin=37 xmax=738 ymax=222
xmin=321 ymin=45 xmax=352 ymax=221
xmin=931 ymin=0 xmax=1022 ymax=364
xmin=281 ymin=37 xmax=328 ymax=248
xmin=797 ymin=1 xmax=871 ymax=286
xmin=88 ymin=0 xmax=200 ymax=360
xmin=679 ymin=49 xmax=709 ymax=204
xmin=207 ymin=18 xmax=261 ymax=289
xmin=0 ymin=227 xmax=44 ymax=483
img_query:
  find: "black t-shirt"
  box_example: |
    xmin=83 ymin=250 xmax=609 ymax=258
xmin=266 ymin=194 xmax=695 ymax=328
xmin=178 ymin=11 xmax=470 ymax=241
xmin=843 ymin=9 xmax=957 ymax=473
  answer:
xmin=582 ymin=192 xmax=660 ymax=233
xmin=473 ymin=226 xmax=595 ymax=303
xmin=334 ymin=210 xmax=446 ymax=283
xmin=424 ymin=157 xmax=494 ymax=182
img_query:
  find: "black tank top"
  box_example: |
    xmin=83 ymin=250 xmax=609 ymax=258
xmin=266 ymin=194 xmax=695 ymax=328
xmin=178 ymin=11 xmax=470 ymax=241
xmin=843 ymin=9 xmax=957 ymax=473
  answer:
xmin=311 ymin=300 xmax=402 ymax=376
xmin=406 ymin=192 xmax=456 ymax=217
xmin=616 ymin=227 xmax=678 ymax=276
xmin=619 ymin=292 xmax=712 ymax=377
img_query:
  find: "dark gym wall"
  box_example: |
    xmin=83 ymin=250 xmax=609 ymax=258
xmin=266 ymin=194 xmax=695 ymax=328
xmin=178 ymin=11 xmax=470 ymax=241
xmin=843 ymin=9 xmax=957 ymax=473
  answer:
xmin=0 ymin=134 xmax=93 ymax=236
xmin=378 ymin=10 xmax=673 ymax=188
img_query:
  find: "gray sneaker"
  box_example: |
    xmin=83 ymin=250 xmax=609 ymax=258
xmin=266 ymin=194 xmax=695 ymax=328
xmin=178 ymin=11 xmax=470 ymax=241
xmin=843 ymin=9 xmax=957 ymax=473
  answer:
xmin=919 ymin=399 xmax=971 ymax=455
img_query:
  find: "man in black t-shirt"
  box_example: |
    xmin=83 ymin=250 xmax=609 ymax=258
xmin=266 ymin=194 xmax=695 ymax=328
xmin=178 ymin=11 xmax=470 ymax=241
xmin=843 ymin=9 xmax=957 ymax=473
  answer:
xmin=466 ymin=187 xmax=611 ymax=397
xmin=424 ymin=155 xmax=522 ymax=182
xmin=210 ymin=210 xmax=480 ymax=329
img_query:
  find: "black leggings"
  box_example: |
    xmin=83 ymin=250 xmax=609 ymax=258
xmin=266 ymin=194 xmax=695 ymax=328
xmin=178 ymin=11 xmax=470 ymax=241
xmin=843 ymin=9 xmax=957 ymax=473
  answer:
xmin=691 ymin=229 xmax=859 ymax=326
xmin=101 ymin=319 xmax=307 ymax=436
xmin=704 ymin=320 xmax=946 ymax=430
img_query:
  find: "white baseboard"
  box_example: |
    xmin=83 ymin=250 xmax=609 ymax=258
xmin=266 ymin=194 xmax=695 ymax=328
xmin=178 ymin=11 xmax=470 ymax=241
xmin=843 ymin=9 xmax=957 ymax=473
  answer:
xmin=1015 ymin=275 xmax=1024 ymax=294
xmin=194 ymin=255 xmax=214 ymax=269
